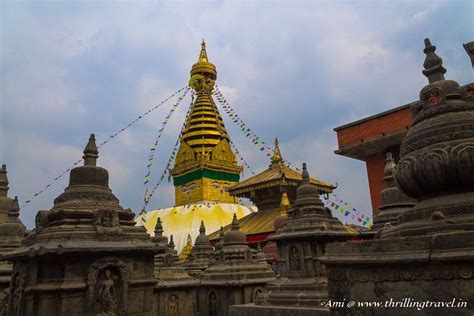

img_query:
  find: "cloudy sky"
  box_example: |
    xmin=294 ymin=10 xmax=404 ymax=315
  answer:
xmin=1 ymin=0 xmax=472 ymax=229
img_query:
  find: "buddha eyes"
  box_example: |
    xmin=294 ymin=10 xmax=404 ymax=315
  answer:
xmin=211 ymin=183 xmax=220 ymax=189
xmin=180 ymin=183 xmax=198 ymax=192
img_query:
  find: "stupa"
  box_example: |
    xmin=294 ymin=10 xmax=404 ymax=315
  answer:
xmin=137 ymin=41 xmax=255 ymax=252
xmin=3 ymin=134 xmax=166 ymax=315
xmin=322 ymin=39 xmax=474 ymax=315
xmin=200 ymin=213 xmax=275 ymax=316
xmin=0 ymin=165 xmax=26 ymax=312
xmin=230 ymin=163 xmax=357 ymax=315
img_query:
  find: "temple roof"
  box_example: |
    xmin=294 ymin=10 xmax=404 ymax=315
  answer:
xmin=208 ymin=207 xmax=280 ymax=241
xmin=229 ymin=139 xmax=335 ymax=195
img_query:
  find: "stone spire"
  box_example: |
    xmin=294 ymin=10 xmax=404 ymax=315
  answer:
xmin=321 ymin=38 xmax=474 ymax=315
xmin=184 ymin=220 xmax=215 ymax=278
xmin=200 ymin=213 xmax=275 ymax=314
xmin=262 ymin=163 xmax=356 ymax=309
xmin=422 ymin=38 xmax=446 ymax=83
xmin=371 ymin=153 xmax=415 ymax=232
xmin=0 ymin=164 xmax=26 ymax=308
xmin=0 ymin=165 xmax=8 ymax=197
xmin=3 ymin=134 xmax=165 ymax=315
xmin=83 ymin=134 xmax=98 ymax=166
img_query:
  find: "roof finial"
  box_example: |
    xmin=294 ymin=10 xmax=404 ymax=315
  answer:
xmin=154 ymin=217 xmax=164 ymax=237
xmin=280 ymin=191 xmax=291 ymax=216
xmin=301 ymin=163 xmax=310 ymax=184
xmin=169 ymin=234 xmax=175 ymax=250
xmin=83 ymin=134 xmax=99 ymax=166
xmin=0 ymin=164 xmax=9 ymax=197
xmin=231 ymin=213 xmax=240 ymax=230
xmin=199 ymin=220 xmax=206 ymax=234
xmin=270 ymin=138 xmax=283 ymax=167
xmin=422 ymin=38 xmax=446 ymax=83
xmin=383 ymin=153 xmax=397 ymax=188
xmin=198 ymin=39 xmax=209 ymax=63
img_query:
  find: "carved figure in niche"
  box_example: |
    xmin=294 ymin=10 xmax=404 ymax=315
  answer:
xmin=209 ymin=291 xmax=218 ymax=316
xmin=254 ymin=289 xmax=264 ymax=305
xmin=289 ymin=246 xmax=301 ymax=271
xmin=95 ymin=210 xmax=119 ymax=228
xmin=167 ymin=295 xmax=179 ymax=316
xmin=97 ymin=269 xmax=118 ymax=315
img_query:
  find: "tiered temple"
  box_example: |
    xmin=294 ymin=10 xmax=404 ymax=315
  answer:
xmin=209 ymin=139 xmax=336 ymax=245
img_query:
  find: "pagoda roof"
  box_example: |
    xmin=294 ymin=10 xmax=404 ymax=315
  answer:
xmin=229 ymin=138 xmax=335 ymax=196
xmin=229 ymin=161 xmax=335 ymax=195
xmin=208 ymin=207 xmax=280 ymax=241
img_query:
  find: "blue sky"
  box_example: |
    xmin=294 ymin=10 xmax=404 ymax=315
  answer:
xmin=1 ymin=0 xmax=472 ymax=229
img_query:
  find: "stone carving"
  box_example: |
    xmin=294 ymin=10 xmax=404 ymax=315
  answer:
xmin=253 ymin=288 xmax=264 ymax=305
xmin=209 ymin=291 xmax=218 ymax=316
xmin=97 ymin=269 xmax=119 ymax=315
xmin=86 ymin=257 xmax=129 ymax=316
xmin=167 ymin=295 xmax=179 ymax=316
xmin=289 ymin=246 xmax=301 ymax=271
xmin=8 ymin=265 xmax=26 ymax=316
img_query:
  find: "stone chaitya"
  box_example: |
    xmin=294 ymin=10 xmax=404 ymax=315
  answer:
xmin=322 ymin=39 xmax=474 ymax=315
xmin=199 ymin=213 xmax=275 ymax=316
xmin=230 ymin=163 xmax=356 ymax=315
xmin=152 ymin=218 xmax=197 ymax=316
xmin=183 ymin=221 xmax=215 ymax=278
xmin=0 ymin=165 xmax=26 ymax=313
xmin=2 ymin=134 xmax=167 ymax=316
xmin=370 ymin=153 xmax=415 ymax=234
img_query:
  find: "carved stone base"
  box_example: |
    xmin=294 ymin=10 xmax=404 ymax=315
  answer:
xmin=322 ymin=231 xmax=474 ymax=316
xmin=229 ymin=303 xmax=329 ymax=316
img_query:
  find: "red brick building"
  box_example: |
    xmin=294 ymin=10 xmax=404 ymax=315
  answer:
xmin=334 ymin=103 xmax=415 ymax=215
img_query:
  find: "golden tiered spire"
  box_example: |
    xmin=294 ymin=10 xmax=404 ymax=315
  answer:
xmin=171 ymin=41 xmax=242 ymax=206
xmin=270 ymin=138 xmax=283 ymax=167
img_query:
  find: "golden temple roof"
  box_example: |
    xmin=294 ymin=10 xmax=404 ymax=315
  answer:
xmin=229 ymin=139 xmax=335 ymax=195
xmin=208 ymin=207 xmax=281 ymax=240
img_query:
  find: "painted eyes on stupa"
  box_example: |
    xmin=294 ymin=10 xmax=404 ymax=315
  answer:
xmin=211 ymin=183 xmax=221 ymax=189
xmin=180 ymin=183 xmax=198 ymax=192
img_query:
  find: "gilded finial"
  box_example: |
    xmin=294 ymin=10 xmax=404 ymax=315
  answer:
xmin=270 ymin=138 xmax=283 ymax=167
xmin=423 ymin=38 xmax=446 ymax=83
xmin=199 ymin=39 xmax=209 ymax=63
xmin=280 ymin=191 xmax=291 ymax=216
xmin=83 ymin=134 xmax=99 ymax=166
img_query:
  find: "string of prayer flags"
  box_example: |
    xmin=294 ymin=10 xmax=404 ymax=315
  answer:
xmin=229 ymin=139 xmax=256 ymax=176
xmin=213 ymin=86 xmax=274 ymax=158
xmin=141 ymin=91 xmax=195 ymax=214
xmin=21 ymin=86 xmax=189 ymax=210
xmin=143 ymin=87 xmax=190 ymax=186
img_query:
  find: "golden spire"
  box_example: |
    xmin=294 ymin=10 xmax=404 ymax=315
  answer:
xmin=270 ymin=138 xmax=283 ymax=167
xmin=171 ymin=41 xmax=242 ymax=206
xmin=280 ymin=191 xmax=291 ymax=216
xmin=198 ymin=39 xmax=209 ymax=63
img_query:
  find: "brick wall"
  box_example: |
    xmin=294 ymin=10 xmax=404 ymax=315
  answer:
xmin=337 ymin=107 xmax=412 ymax=148
xmin=365 ymin=153 xmax=386 ymax=214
